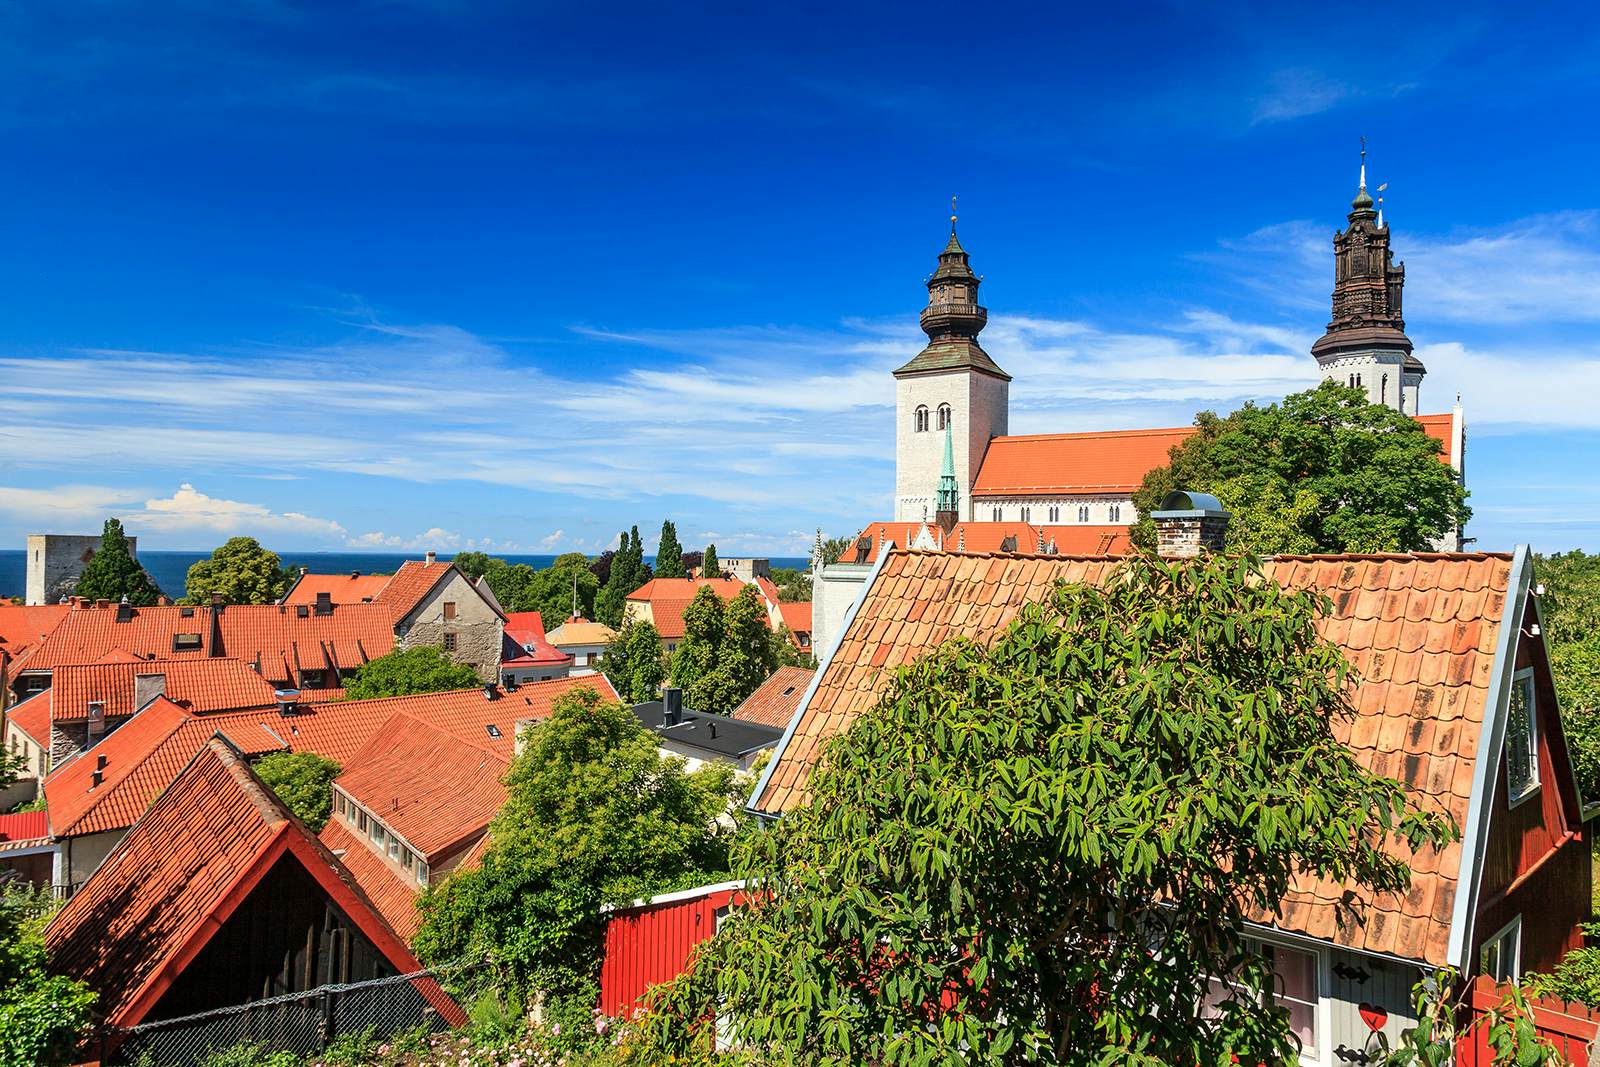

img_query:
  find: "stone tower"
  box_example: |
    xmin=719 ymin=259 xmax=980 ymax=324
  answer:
xmin=1311 ymin=148 xmax=1423 ymax=413
xmin=893 ymin=207 xmax=1010 ymax=522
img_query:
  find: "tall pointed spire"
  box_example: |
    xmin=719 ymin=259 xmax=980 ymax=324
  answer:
xmin=1351 ymin=137 xmax=1375 ymax=214
xmin=934 ymin=423 xmax=960 ymax=531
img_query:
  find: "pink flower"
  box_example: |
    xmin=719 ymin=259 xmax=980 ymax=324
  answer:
xmin=550 ymin=1023 xmax=560 ymax=1036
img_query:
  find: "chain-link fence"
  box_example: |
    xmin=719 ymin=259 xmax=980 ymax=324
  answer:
xmin=103 ymin=958 xmax=489 ymax=1067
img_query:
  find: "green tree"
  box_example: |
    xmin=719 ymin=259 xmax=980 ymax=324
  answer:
xmin=520 ymin=553 xmax=600 ymax=623
xmin=669 ymin=586 xmax=725 ymax=711
xmin=819 ymin=534 xmax=853 ymax=566
xmin=634 ymin=551 xmax=1456 ymax=1065
xmin=452 ymin=551 xmax=496 ymax=582
xmin=701 ymin=543 xmax=720 ymax=578
xmin=0 ymin=887 xmax=97 ymax=1067
xmin=182 ymin=537 xmax=293 ymax=605
xmin=341 ymin=645 xmax=480 ymax=700
xmin=655 ymin=520 xmax=685 ymax=580
xmin=481 ymin=560 xmax=535 ymax=612
xmin=710 ymin=586 xmax=778 ymax=712
xmin=1131 ymin=382 xmax=1471 ymax=554
xmin=412 ymin=687 xmax=742 ymax=1013
xmin=600 ymin=619 xmax=669 ymax=704
xmin=596 ymin=528 xmax=647 ymax=629
xmin=73 ymin=518 xmax=161 ymax=606
xmin=1533 ymin=551 xmax=1600 ymax=803
xmin=770 ymin=566 xmax=811 ymax=603
xmin=252 ymin=751 xmax=341 ymax=831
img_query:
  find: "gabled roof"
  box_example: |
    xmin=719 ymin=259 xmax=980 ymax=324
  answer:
xmin=732 ymin=666 xmax=815 ymax=729
xmin=22 ymin=602 xmax=395 ymax=679
xmin=45 ymin=735 xmax=461 ymax=1029
xmin=547 ymin=618 xmax=618 ymax=647
xmin=501 ymin=611 xmax=571 ymax=668
xmin=778 ymin=601 xmax=812 ymax=636
xmin=627 ymin=578 xmax=768 ymax=640
xmin=0 ymin=810 xmax=48 ymax=847
xmin=335 ymin=712 xmax=507 ymax=861
xmin=50 ymin=658 xmax=279 ymax=722
xmin=370 ymin=560 xmax=459 ymax=620
xmin=45 ymin=697 xmax=195 ymax=838
xmin=320 ymin=819 xmax=425 ymax=940
xmin=851 ymin=522 xmax=1133 ymax=564
xmin=0 ymin=603 xmax=71 ymax=670
xmin=281 ymin=571 xmax=391 ymax=606
xmin=4 ymin=689 xmax=51 ymax=747
xmin=753 ymin=547 xmax=1526 ymax=968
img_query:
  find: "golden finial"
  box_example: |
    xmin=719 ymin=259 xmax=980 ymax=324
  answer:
xmin=950 ymin=195 xmax=958 ymax=235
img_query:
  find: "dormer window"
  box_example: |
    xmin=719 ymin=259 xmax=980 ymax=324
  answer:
xmin=173 ymin=633 xmax=202 ymax=652
xmin=914 ymin=406 xmax=930 ymax=433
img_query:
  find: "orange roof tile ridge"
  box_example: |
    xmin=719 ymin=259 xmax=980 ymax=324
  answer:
xmin=989 ymin=425 xmax=1196 ymax=442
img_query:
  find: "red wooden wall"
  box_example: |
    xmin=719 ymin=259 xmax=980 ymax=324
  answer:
xmin=1457 ymin=976 xmax=1598 ymax=1066
xmin=599 ymin=882 xmax=743 ymax=1018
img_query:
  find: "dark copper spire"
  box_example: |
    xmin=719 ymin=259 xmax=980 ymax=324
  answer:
xmin=894 ymin=200 xmax=1010 ymax=380
xmin=1310 ymin=146 xmax=1414 ymax=365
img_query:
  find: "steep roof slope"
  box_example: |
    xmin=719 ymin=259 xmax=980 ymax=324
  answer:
xmin=50 ymin=658 xmax=279 ymax=722
xmin=754 ymin=547 xmax=1523 ymax=968
xmin=732 ymin=666 xmax=815 ymax=729
xmin=0 ymin=603 xmax=71 ymax=669
xmin=281 ymin=572 xmax=392 ymax=606
xmin=45 ymin=736 xmax=460 ymax=1028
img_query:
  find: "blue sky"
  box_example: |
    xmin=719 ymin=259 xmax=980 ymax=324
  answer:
xmin=1 ymin=2 xmax=1597 ymax=556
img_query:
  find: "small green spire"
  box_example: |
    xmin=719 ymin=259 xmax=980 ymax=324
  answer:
xmin=935 ymin=422 xmax=959 ymax=516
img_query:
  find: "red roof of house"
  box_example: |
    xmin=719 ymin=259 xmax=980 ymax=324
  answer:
xmin=851 ymin=522 xmax=1133 ymax=564
xmin=370 ymin=560 xmax=456 ymax=619
xmin=45 ymin=697 xmax=195 ymax=838
xmin=0 ymin=810 xmax=48 ymax=844
xmin=501 ymin=611 xmax=571 ymax=668
xmin=627 ymin=578 xmax=768 ymax=640
xmin=778 ymin=601 xmax=812 ymax=636
xmin=755 ymin=547 xmax=1520 ymax=968
xmin=22 ymin=601 xmax=395 ymax=682
xmin=320 ymin=819 xmax=425 ymax=940
xmin=45 ymin=736 xmax=462 ymax=1029
xmin=282 ymin=572 xmax=392 ymax=606
xmin=0 ymin=603 xmax=71 ymax=671
xmin=5 ymin=689 xmax=50 ymax=746
xmin=49 ymin=658 xmax=279 ymax=722
xmin=336 ymin=712 xmax=507 ymax=861
xmin=731 ymin=666 xmax=815 ymax=729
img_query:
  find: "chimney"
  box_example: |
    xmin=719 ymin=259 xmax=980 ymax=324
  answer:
xmin=483 ymin=683 xmax=500 ymax=701
xmin=1151 ymin=491 xmax=1231 ymax=559
xmin=425 ymin=550 xmax=437 ymax=564
xmin=274 ymin=688 xmax=301 ymax=717
xmin=210 ymin=591 xmax=224 ymax=607
xmin=96 ymin=754 xmax=107 ymax=771
xmin=662 ymin=686 xmax=683 ymax=727
xmin=314 ymin=591 xmax=333 ymax=616
xmin=91 ymin=769 xmax=104 ymax=788
xmin=96 ymin=599 xmax=110 ymax=609
xmin=87 ymin=700 xmax=106 ymax=740
xmin=116 ymin=596 xmax=133 ymax=622
xmin=349 ymin=570 xmax=361 ymax=579
xmin=134 ymin=672 xmax=167 ymax=711
xmin=156 ymin=594 xmax=171 ymax=606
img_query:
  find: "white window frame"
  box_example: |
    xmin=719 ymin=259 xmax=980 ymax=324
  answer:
xmin=1480 ymin=915 xmax=1523 ymax=982
xmin=1505 ymin=668 xmax=1540 ymax=807
xmin=1207 ymin=933 xmax=1330 ymax=1066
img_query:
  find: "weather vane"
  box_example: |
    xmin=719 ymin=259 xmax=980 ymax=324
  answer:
xmin=950 ymin=195 xmax=958 ymax=235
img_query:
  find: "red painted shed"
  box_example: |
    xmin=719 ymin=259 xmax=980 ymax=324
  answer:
xmin=599 ymin=880 xmax=744 ymax=1018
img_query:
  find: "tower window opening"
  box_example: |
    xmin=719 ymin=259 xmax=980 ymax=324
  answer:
xmin=1021 ymin=506 xmax=1031 ymax=522
xmin=1381 ymin=373 xmax=1389 ymax=406
xmin=914 ymin=406 xmax=929 ymax=433
xmin=937 ymin=403 xmax=951 ymax=431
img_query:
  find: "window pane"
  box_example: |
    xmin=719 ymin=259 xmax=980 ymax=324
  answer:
xmin=1507 ymin=676 xmax=1537 ymax=799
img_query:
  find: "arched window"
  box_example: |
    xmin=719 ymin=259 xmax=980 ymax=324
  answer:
xmin=937 ymin=403 xmax=951 ymax=431
xmin=1077 ymin=505 xmax=1090 ymax=522
xmin=991 ymin=506 xmax=1002 ymax=521
xmin=1381 ymin=373 xmax=1389 ymax=406
xmin=914 ymin=406 xmax=929 ymax=432
xmin=1021 ymin=506 xmax=1031 ymax=522
xmin=1109 ymin=504 xmax=1122 ymax=522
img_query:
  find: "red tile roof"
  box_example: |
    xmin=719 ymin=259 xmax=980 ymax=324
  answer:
xmin=755 ymin=547 xmax=1518 ymax=967
xmin=0 ymin=810 xmax=48 ymax=844
xmin=321 ymin=819 xmax=424 ymax=940
xmin=370 ymin=560 xmax=455 ymax=619
xmin=5 ymin=689 xmax=50 ymax=746
xmin=778 ymin=601 xmax=812 ymax=636
xmin=732 ymin=666 xmax=815 ymax=729
xmin=970 ymin=416 xmax=1455 ymax=498
xmin=628 ymin=578 xmax=769 ymax=640
xmin=45 ymin=736 xmax=461 ymax=1029
xmin=501 ymin=611 xmax=571 ymax=668
xmin=282 ymin=572 xmax=392 ymax=606
xmin=49 ymin=658 xmax=279 ymax=722
xmin=45 ymin=697 xmax=195 ymax=838
xmin=852 ymin=522 xmax=1133 ymax=564
xmin=0 ymin=603 xmax=71 ymax=671
xmin=336 ymin=713 xmax=506 ymax=860
xmin=22 ymin=601 xmax=395 ymax=682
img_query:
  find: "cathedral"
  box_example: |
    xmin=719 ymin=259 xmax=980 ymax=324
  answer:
xmin=882 ymin=156 xmax=1465 ymax=551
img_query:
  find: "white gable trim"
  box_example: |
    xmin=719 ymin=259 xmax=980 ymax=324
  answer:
xmin=1446 ymin=543 xmax=1532 ymax=971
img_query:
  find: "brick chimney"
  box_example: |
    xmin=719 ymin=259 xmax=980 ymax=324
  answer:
xmin=1151 ymin=491 xmax=1230 ymax=559
xmin=425 ymin=550 xmax=437 ymax=564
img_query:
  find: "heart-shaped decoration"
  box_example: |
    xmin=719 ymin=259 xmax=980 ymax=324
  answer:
xmin=1359 ymin=1002 xmax=1388 ymax=1031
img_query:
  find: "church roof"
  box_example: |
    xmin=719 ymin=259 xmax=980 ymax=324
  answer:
xmin=892 ymin=339 xmax=1010 ymax=381
xmin=972 ymin=427 xmax=1196 ymax=496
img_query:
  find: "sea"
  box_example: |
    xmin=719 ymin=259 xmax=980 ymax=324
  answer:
xmin=0 ymin=550 xmax=810 ymax=601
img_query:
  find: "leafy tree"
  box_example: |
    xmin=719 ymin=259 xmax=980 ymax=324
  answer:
xmin=600 ymin=619 xmax=669 ymax=704
xmin=1131 ymin=382 xmax=1471 ymax=554
xmin=252 ymin=751 xmax=341 ymax=831
xmin=182 ymin=537 xmax=293 ymax=605
xmin=596 ymin=528 xmax=648 ymax=629
xmin=701 ymin=544 xmax=720 ymax=579
xmin=73 ymin=518 xmax=161 ymax=606
xmin=714 ymin=586 xmax=778 ymax=711
xmin=520 ymin=553 xmax=600 ymax=623
xmin=341 ymin=645 xmax=480 ymax=700
xmin=452 ymin=551 xmax=495 ymax=582
xmin=482 ymin=560 xmax=536 ymax=613
xmin=0 ymin=887 xmax=97 ymax=1067
xmin=1531 ymin=551 xmax=1600 ymax=804
xmin=669 ymin=586 xmax=725 ymax=711
xmin=634 ymin=551 xmax=1456 ymax=1064
xmin=770 ymin=566 xmax=811 ymax=603
xmin=655 ymin=520 xmax=685 ymax=579
xmin=412 ymin=687 xmax=742 ymax=1013
xmin=819 ymin=534 xmax=852 ymax=566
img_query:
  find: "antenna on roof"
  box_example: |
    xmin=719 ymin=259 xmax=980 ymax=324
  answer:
xmin=570 ymin=571 xmax=577 ymax=620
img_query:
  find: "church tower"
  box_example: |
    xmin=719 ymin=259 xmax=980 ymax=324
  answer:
xmin=1311 ymin=146 xmax=1423 ymax=413
xmin=893 ymin=205 xmax=1010 ymax=522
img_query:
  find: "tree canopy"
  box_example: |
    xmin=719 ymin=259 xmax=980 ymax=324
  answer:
xmin=1535 ymin=550 xmax=1600 ymax=803
xmin=666 ymin=585 xmax=777 ymax=713
xmin=818 ymin=534 xmax=852 ymax=566
xmin=182 ymin=536 xmax=294 ymax=605
xmin=0 ymin=888 xmax=97 ymax=1067
xmin=474 ymin=553 xmax=599 ymax=623
xmin=451 ymin=551 xmax=495 ymax=582
xmin=73 ymin=518 xmax=161 ymax=606
xmin=600 ymin=618 xmax=668 ymax=704
xmin=1131 ymin=381 xmax=1470 ymax=554
xmin=340 ymin=645 xmax=480 ymax=700
xmin=701 ymin=543 xmax=720 ymax=579
xmin=669 ymin=586 xmax=725 ymax=710
xmin=596 ymin=527 xmax=648 ymax=629
xmin=252 ymin=751 xmax=341 ymax=831
xmin=412 ymin=687 xmax=742 ymax=1019
xmin=655 ymin=520 xmax=685 ymax=579
xmin=634 ymin=551 xmax=1457 ymax=1065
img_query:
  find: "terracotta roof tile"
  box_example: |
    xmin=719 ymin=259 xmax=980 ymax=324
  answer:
xmin=282 ymin=572 xmax=392 ymax=606
xmin=321 ymin=819 xmax=424 ymax=940
xmin=45 ymin=736 xmax=455 ymax=1028
xmin=732 ymin=667 xmax=815 ymax=729
xmin=970 ymin=427 xmax=1198 ymax=495
xmin=5 ymin=689 xmax=50 ymax=746
xmin=0 ymin=603 xmax=71 ymax=666
xmin=369 ymin=560 xmax=456 ymax=620
xmin=49 ymin=658 xmax=280 ymax=722
xmin=754 ymin=548 xmax=1515 ymax=967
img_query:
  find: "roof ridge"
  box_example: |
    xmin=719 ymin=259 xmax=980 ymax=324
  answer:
xmin=990 ymin=426 xmax=1194 ymax=442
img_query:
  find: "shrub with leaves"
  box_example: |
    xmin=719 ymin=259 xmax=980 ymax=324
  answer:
xmin=0 ymin=886 xmax=97 ymax=1067
xmin=252 ymin=751 xmax=341 ymax=831
xmin=341 ymin=645 xmax=480 ymax=700
xmin=632 ymin=551 xmax=1458 ymax=1065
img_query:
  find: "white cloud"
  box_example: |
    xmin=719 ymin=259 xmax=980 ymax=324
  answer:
xmin=0 ymin=484 xmax=136 ymax=525
xmin=539 ymin=529 xmax=564 ymax=549
xmin=1407 ymin=212 xmax=1600 ymax=325
xmin=133 ymin=484 xmax=347 ymax=538
xmin=1251 ymin=68 xmax=1355 ymax=124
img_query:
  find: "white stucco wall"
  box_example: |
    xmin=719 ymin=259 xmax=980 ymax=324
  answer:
xmin=810 ymin=561 xmax=874 ymax=664
xmin=894 ymin=368 xmax=1009 ymax=522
